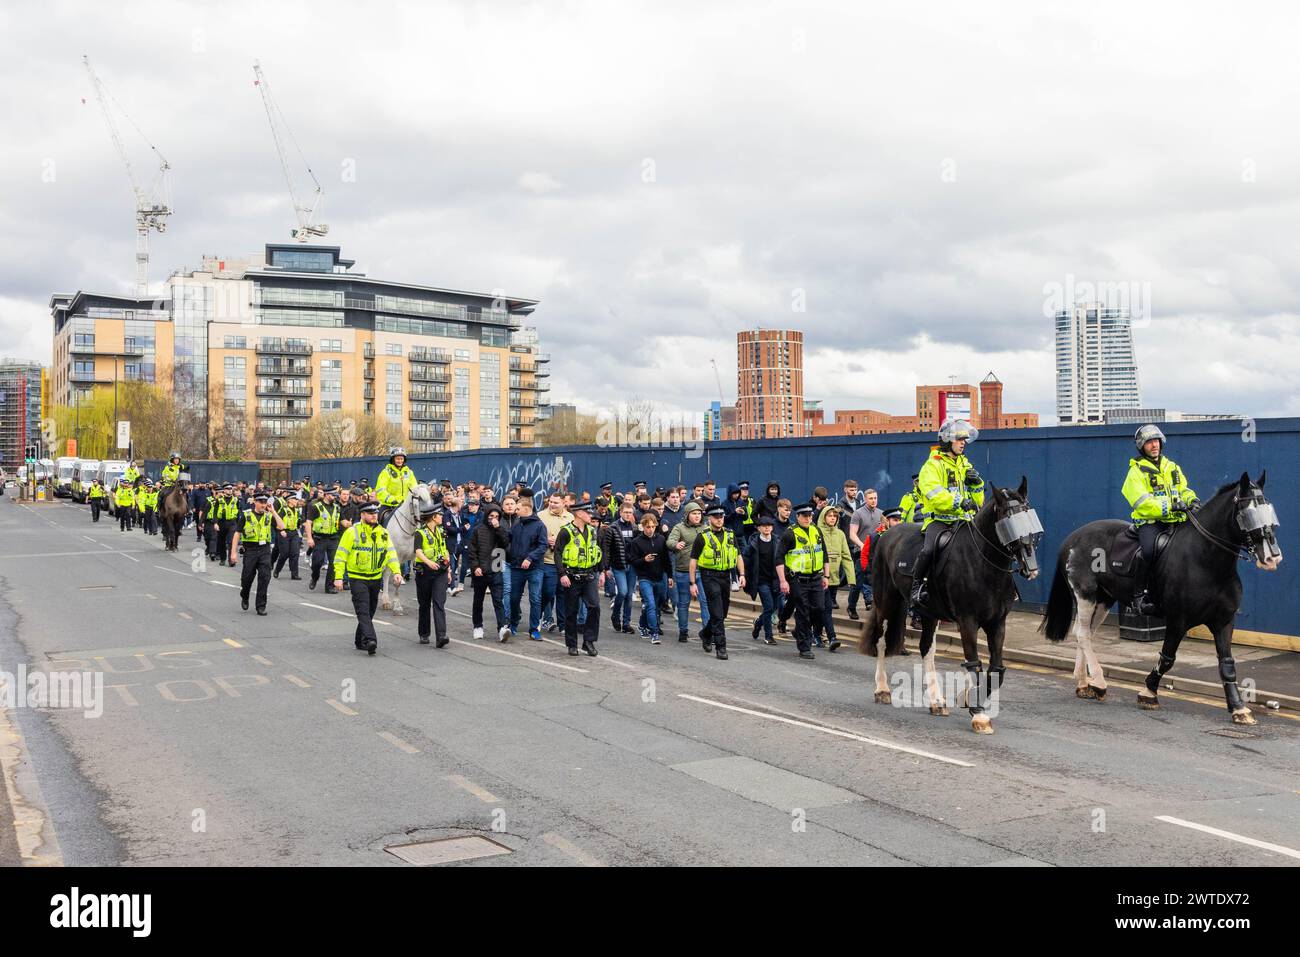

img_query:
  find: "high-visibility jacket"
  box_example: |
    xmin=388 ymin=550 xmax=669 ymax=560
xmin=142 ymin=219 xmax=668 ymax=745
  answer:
xmin=124 ymin=466 xmax=140 ymax=484
xmin=558 ymin=523 xmax=603 ymax=571
xmin=415 ymin=525 xmax=450 ymax=565
xmin=374 ymin=463 xmax=418 ymax=507
xmin=898 ymin=484 xmax=924 ymax=523
xmin=88 ymin=485 xmax=106 ymax=501
xmin=784 ymin=524 xmax=826 ymax=575
xmin=240 ymin=509 xmax=273 ymax=546
xmin=336 ymin=522 xmax=400 ymax=580
xmin=1122 ymin=455 xmax=1198 ymax=525
xmin=917 ymin=449 xmax=985 ymax=528
xmin=221 ymin=498 xmax=239 ymax=521
xmin=696 ymin=529 xmax=738 ymax=572
xmin=206 ymin=497 xmax=222 ymax=520
xmin=114 ymin=485 xmax=134 ymax=508
xmin=740 ymin=498 xmax=754 ymax=530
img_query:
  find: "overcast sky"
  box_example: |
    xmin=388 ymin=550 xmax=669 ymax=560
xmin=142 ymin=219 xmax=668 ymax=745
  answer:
xmin=4 ymin=0 xmax=1300 ymax=425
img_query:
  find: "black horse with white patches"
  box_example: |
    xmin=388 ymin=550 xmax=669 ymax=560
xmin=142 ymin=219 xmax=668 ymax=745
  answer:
xmin=1042 ymin=472 xmax=1282 ymax=723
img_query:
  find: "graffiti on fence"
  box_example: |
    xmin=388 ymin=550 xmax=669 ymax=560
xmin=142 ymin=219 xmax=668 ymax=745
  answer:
xmin=486 ymin=455 xmax=574 ymax=505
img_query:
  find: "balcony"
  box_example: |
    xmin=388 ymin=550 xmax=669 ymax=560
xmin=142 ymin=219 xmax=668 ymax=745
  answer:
xmin=510 ymin=376 xmax=539 ymax=390
xmin=509 ymin=394 xmax=537 ymax=409
xmin=408 ymin=405 xmax=451 ymax=422
xmin=363 ymin=385 xmax=375 ymax=400
xmin=70 ymin=371 xmax=109 ymax=384
xmin=363 ymin=364 xmax=375 ymax=380
xmin=255 ymin=340 xmax=313 ymax=356
xmin=255 ymin=362 xmax=312 ymax=377
xmin=256 ymin=383 xmax=314 ymax=398
xmin=408 ymin=347 xmax=451 ymax=364
xmin=411 ymin=441 xmax=449 ymax=453
xmin=409 ymin=426 xmax=449 ymax=442
xmin=70 ymin=342 xmax=97 ymax=355
xmin=409 ymin=368 xmax=451 ymax=384
xmin=510 ymin=412 xmax=536 ymax=426
xmin=509 ymin=359 xmax=537 ymax=374
xmin=363 ymin=342 xmax=375 ymax=358
xmin=408 ymin=388 xmax=450 ymax=403
xmin=535 ymin=352 xmax=551 ymax=363
xmin=257 ymin=405 xmax=313 ymax=419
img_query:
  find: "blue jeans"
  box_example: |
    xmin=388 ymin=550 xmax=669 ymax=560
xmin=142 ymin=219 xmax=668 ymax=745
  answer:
xmin=508 ymin=564 xmax=544 ymax=633
xmin=673 ymin=569 xmax=708 ymax=633
xmin=755 ymin=582 xmax=780 ymax=640
xmin=610 ymin=567 xmax=635 ymax=628
xmin=540 ymin=564 xmax=559 ymax=623
xmin=637 ymin=576 xmax=668 ymax=635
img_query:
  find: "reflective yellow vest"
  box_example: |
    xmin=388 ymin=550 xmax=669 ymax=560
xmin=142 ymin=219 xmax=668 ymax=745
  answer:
xmin=784 ymin=524 xmax=825 ymax=575
xmin=115 ymin=485 xmax=134 ymax=508
xmin=336 ymin=523 xmax=400 ymax=580
xmin=222 ymin=498 xmax=239 ymax=521
xmin=311 ymin=503 xmax=340 ymax=535
xmin=697 ymin=529 xmax=738 ymax=571
xmin=162 ymin=463 xmax=181 ymax=484
xmin=374 ymin=464 xmax=417 ymax=507
xmin=560 ymin=523 xmax=603 ymax=570
xmin=416 ymin=525 xmax=450 ymax=564
xmin=88 ymin=485 xmax=105 ymax=500
xmin=1122 ymin=456 xmax=1198 ymax=525
xmin=277 ymin=497 xmax=300 ymax=531
xmin=918 ymin=449 xmax=985 ymax=528
xmin=241 ymin=509 xmax=273 ymax=545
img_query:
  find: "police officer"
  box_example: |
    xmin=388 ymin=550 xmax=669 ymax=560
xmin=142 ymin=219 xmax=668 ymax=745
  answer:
xmin=161 ymin=453 xmax=183 ymax=486
xmin=898 ymin=474 xmax=924 ymax=524
xmin=273 ymin=491 xmax=304 ymax=580
xmin=775 ymin=503 xmax=829 ymax=659
xmin=88 ymin=479 xmax=106 ymax=522
xmin=218 ymin=485 xmax=240 ymax=567
xmin=689 ymin=504 xmax=746 ymax=660
xmin=374 ymin=447 xmax=418 ymax=521
xmin=553 ymin=502 xmax=605 ymax=657
xmin=1122 ymin=424 xmax=1200 ymax=614
xmin=306 ymin=486 xmax=342 ymax=592
xmin=231 ymin=493 xmax=287 ymax=616
xmin=334 ymin=503 xmax=404 ymax=655
xmin=115 ymin=480 xmax=135 ymax=532
xmin=413 ymin=502 xmax=453 ymax=647
xmin=909 ymin=419 xmax=985 ymax=608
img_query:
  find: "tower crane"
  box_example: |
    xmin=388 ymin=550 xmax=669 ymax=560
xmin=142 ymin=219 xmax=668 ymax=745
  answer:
xmin=83 ymin=56 xmax=172 ymax=296
xmin=252 ymin=62 xmax=328 ymax=242
xmin=710 ymin=358 xmax=727 ymax=405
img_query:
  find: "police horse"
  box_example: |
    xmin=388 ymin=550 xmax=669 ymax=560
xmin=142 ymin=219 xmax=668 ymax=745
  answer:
xmin=379 ymin=482 xmax=436 ymax=615
xmin=159 ymin=482 xmax=190 ymax=552
xmin=860 ymin=479 xmax=1044 ymax=734
xmin=1042 ymin=472 xmax=1282 ymax=724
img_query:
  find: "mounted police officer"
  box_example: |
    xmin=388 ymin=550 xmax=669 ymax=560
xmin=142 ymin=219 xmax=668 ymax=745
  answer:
xmin=161 ymin=452 xmax=184 ymax=486
xmin=231 ymin=493 xmax=288 ymax=616
xmin=909 ymin=419 xmax=985 ymax=608
xmin=374 ymin=447 xmax=418 ymax=526
xmin=1122 ymin=424 xmax=1200 ymax=614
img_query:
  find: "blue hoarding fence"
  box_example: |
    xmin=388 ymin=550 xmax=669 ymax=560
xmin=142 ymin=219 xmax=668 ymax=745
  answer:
xmin=144 ymin=459 xmax=262 ymax=485
xmin=293 ymin=417 xmax=1297 ymax=639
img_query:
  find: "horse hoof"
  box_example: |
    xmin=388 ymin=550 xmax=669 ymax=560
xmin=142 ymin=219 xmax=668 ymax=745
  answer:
xmin=1138 ymin=694 xmax=1160 ymax=710
xmin=1090 ymin=685 xmax=1107 ymax=700
xmin=1231 ymin=708 xmax=1257 ymax=726
xmin=873 ymin=691 xmax=891 ymax=705
xmin=971 ymin=716 xmax=993 ymax=734
xmin=1076 ymin=686 xmax=1095 ymax=699
xmin=930 ymin=703 xmax=949 ymax=717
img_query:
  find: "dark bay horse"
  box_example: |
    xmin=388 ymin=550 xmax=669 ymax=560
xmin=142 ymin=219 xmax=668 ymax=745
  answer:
xmin=860 ymin=478 xmax=1043 ymax=734
xmin=1042 ymin=472 xmax=1282 ymax=724
xmin=160 ymin=484 xmax=190 ymax=552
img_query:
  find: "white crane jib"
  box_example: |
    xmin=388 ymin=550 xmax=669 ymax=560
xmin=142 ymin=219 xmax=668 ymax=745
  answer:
xmin=252 ymin=62 xmax=328 ymax=243
xmin=83 ymin=55 xmax=172 ymax=296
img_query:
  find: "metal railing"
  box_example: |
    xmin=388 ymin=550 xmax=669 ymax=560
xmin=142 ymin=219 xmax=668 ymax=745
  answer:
xmin=255 ymin=340 xmax=313 ymax=356
xmin=409 ymin=369 xmax=451 ymax=384
xmin=408 ymin=389 xmax=450 ymax=403
xmin=255 ymin=363 xmax=312 ymax=376
xmin=256 ymin=384 xmax=313 ymax=398
xmin=408 ymin=347 xmax=452 ymax=364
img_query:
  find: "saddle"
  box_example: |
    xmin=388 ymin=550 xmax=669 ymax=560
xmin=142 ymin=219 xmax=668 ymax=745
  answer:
xmin=1108 ymin=523 xmax=1177 ymax=578
xmin=894 ymin=525 xmax=956 ymax=578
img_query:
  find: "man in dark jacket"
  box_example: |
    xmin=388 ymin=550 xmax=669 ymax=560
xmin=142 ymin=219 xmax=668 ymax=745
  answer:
xmin=601 ymin=503 xmax=638 ymax=634
xmin=755 ymin=482 xmax=782 ymax=520
xmin=507 ymin=493 xmax=548 ymax=640
xmin=742 ymin=514 xmax=782 ymax=644
xmin=468 ymin=503 xmax=510 ymax=641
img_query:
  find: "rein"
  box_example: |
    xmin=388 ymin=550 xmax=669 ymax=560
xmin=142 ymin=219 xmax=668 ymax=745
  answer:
xmin=961 ymin=517 xmax=1015 ymax=573
xmin=391 ymin=497 xmax=419 ymax=539
xmin=1186 ymin=501 xmax=1250 ymax=560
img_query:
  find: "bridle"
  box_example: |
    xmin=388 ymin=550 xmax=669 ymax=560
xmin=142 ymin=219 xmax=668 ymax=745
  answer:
xmin=1187 ymin=490 xmax=1276 ymax=561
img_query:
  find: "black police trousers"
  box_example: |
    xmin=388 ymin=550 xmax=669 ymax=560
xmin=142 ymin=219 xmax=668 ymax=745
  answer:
xmin=787 ymin=574 xmax=824 ymax=654
xmin=311 ymin=535 xmax=339 ymax=588
xmin=274 ymin=529 xmax=301 ymax=576
xmin=416 ymin=568 xmax=449 ymax=641
xmin=700 ymin=570 xmax=732 ymax=647
xmin=350 ymin=577 xmax=383 ymax=649
xmin=240 ymin=544 xmax=272 ymax=613
xmin=563 ymin=574 xmax=600 ymax=648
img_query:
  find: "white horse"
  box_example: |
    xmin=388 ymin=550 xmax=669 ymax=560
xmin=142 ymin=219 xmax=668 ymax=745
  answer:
xmin=380 ymin=482 xmax=435 ymax=615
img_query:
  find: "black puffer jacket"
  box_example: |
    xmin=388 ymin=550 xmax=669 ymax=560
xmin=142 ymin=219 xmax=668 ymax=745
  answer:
xmin=468 ymin=504 xmax=508 ymax=573
xmin=755 ymin=482 xmax=782 ymax=519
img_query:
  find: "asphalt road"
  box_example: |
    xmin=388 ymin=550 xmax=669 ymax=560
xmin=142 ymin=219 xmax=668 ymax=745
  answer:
xmin=1 ymin=497 xmax=1298 ymax=866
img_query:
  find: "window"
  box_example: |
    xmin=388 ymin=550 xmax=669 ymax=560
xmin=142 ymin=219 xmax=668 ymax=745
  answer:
xmin=375 ymin=315 xmax=469 ymax=338
xmin=454 ymin=349 xmax=471 ymax=361
xmin=253 ymin=309 xmax=343 ymax=327
xmin=224 ymin=335 xmax=247 ymax=350
xmin=386 ymin=342 xmax=402 ymax=355
xmin=319 ymin=339 xmax=342 ymax=352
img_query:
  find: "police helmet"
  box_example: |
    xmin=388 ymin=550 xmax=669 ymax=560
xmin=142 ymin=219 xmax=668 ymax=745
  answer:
xmin=1134 ymin=424 xmax=1166 ymax=454
xmin=938 ymin=418 xmax=979 ymax=445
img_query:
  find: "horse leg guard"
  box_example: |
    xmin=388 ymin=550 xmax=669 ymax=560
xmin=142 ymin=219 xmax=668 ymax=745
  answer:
xmin=962 ymin=659 xmax=984 ymax=713
xmin=985 ymin=666 xmax=1007 ymax=703
xmin=1217 ymin=656 xmax=1254 ymax=721
xmin=1143 ymin=652 xmax=1175 ymax=695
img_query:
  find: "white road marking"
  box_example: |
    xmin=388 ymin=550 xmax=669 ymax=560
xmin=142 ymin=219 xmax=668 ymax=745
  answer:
xmin=119 ymin=553 xmax=139 ymax=563
xmin=677 ymin=694 xmax=975 ymax=768
xmin=161 ymin=602 xmax=174 ymax=609
xmin=541 ymin=832 xmax=605 ymax=867
xmin=82 ymin=535 xmax=95 ymax=543
xmin=223 ymin=638 xmax=243 ymax=648
xmin=199 ymin=624 xmax=214 ymax=633
xmin=283 ymin=674 xmax=312 ymax=689
xmin=209 ymin=580 xmax=238 ymax=589
xmin=378 ymin=731 xmax=420 ymax=754
xmin=446 ymin=774 xmax=499 ymax=803
xmin=0 ymin=549 xmax=148 ymax=559
xmin=153 ymin=564 xmax=191 ymax=577
xmin=1154 ymin=816 xmax=1300 ymax=860
xmin=251 ymin=655 xmax=274 ymax=666
xmin=178 ymin=612 xmax=192 ymax=620
xmin=325 ymin=698 xmax=358 ymax=716
xmin=447 ymin=638 xmax=589 ymax=673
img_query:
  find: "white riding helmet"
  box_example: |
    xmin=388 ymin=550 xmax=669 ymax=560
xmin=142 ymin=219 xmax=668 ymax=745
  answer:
xmin=389 ymin=446 xmax=407 ymax=461
xmin=1134 ymin=424 xmax=1165 ymax=453
xmin=938 ymin=418 xmax=979 ymax=444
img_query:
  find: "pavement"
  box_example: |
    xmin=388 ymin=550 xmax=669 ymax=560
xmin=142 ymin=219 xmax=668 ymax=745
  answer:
xmin=1 ymin=495 xmax=1298 ymax=867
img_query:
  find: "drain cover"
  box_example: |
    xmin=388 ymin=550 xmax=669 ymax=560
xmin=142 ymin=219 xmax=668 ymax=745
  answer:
xmin=1205 ymin=728 xmax=1258 ymax=739
xmin=385 ymin=835 xmax=511 ymax=865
